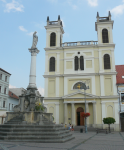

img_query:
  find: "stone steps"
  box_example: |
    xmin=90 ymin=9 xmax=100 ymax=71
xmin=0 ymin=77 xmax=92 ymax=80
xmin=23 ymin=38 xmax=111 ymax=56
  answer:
xmin=0 ymin=116 xmax=74 ymax=143
xmin=0 ymin=136 xmax=74 ymax=143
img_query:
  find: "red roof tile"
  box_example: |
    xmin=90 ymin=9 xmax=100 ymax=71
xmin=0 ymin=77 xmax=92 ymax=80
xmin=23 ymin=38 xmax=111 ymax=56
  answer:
xmin=116 ymin=65 xmax=124 ymax=84
xmin=9 ymin=91 xmax=19 ymax=99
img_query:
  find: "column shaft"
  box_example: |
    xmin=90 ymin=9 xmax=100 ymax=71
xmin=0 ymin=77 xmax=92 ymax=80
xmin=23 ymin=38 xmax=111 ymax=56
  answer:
xmin=71 ymin=103 xmax=75 ymax=125
xmin=93 ymin=103 xmax=96 ymax=126
xmin=64 ymin=103 xmax=68 ymax=124
xmin=86 ymin=103 xmax=89 ymax=125
xmin=56 ymin=104 xmax=59 ymax=124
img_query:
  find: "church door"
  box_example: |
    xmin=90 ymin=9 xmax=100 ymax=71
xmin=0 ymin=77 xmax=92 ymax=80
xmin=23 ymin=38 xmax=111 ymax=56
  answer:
xmin=76 ymin=107 xmax=84 ymax=126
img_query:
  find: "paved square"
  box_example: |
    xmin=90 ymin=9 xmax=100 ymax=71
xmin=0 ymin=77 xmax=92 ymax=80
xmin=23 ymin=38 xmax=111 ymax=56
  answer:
xmin=0 ymin=131 xmax=124 ymax=150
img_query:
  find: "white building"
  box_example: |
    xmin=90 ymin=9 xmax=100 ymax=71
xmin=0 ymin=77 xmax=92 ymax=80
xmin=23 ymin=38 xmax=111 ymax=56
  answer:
xmin=0 ymin=68 xmax=11 ymax=124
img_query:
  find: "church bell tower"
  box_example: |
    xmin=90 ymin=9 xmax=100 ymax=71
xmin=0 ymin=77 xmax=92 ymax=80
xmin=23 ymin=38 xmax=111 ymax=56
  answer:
xmin=45 ymin=15 xmax=64 ymax=48
xmin=95 ymin=11 xmax=114 ymax=45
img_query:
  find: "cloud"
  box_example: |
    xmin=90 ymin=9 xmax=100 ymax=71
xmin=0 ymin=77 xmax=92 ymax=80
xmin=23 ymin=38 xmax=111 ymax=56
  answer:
xmin=19 ymin=26 xmax=27 ymax=32
xmin=9 ymin=84 xmax=17 ymax=88
xmin=3 ymin=0 xmax=24 ymax=13
xmin=35 ymin=22 xmax=45 ymax=29
xmin=38 ymin=87 xmax=44 ymax=96
xmin=27 ymin=32 xmax=34 ymax=36
xmin=111 ymin=4 xmax=124 ymax=16
xmin=87 ymin=0 xmax=98 ymax=7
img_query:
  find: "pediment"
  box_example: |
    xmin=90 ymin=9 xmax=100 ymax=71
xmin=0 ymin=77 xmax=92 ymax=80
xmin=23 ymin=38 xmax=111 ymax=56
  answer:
xmin=62 ymin=90 xmax=99 ymax=99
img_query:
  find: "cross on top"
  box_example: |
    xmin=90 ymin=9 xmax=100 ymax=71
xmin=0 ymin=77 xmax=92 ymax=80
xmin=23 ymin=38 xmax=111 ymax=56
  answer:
xmin=77 ymin=84 xmax=81 ymax=89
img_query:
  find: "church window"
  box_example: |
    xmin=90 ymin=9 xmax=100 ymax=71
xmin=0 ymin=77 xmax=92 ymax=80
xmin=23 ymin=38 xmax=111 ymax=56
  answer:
xmin=49 ymin=57 xmax=55 ymax=72
xmin=75 ymin=56 xmax=78 ymax=71
xmin=102 ymin=29 xmax=109 ymax=43
xmin=80 ymin=56 xmax=84 ymax=70
xmin=50 ymin=32 xmax=56 ymax=46
xmin=104 ymin=54 xmax=111 ymax=69
xmin=73 ymin=82 xmax=86 ymax=90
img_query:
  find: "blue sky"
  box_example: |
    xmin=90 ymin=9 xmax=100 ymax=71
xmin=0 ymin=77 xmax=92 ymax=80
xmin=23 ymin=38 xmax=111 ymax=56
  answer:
xmin=0 ymin=0 xmax=124 ymax=95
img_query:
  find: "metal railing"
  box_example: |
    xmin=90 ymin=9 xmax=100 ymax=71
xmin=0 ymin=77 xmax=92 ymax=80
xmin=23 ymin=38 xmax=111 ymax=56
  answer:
xmin=61 ymin=41 xmax=98 ymax=47
xmin=49 ymin=21 xmax=58 ymax=25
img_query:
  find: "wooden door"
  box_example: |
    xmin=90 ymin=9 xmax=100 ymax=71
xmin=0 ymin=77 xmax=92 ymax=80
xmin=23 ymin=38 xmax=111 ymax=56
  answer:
xmin=76 ymin=107 xmax=84 ymax=126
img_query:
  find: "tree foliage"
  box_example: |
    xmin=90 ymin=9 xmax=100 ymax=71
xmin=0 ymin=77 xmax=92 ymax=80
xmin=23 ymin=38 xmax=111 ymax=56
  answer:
xmin=103 ymin=117 xmax=116 ymax=125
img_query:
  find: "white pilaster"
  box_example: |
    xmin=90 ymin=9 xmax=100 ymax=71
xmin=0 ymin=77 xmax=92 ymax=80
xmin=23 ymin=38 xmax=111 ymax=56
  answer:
xmin=86 ymin=103 xmax=89 ymax=125
xmin=64 ymin=77 xmax=68 ymax=95
xmin=99 ymin=50 xmax=102 ymax=72
xmin=45 ymin=53 xmax=48 ymax=74
xmin=56 ymin=77 xmax=59 ymax=97
xmin=92 ymin=76 xmax=96 ymax=95
xmin=55 ymin=103 xmax=59 ymax=124
xmin=71 ymin=103 xmax=75 ymax=125
xmin=101 ymin=102 xmax=106 ymax=122
xmin=93 ymin=102 xmax=97 ymax=126
xmin=56 ymin=53 xmax=60 ymax=74
xmin=114 ymin=102 xmax=119 ymax=124
xmin=111 ymin=50 xmax=115 ymax=71
xmin=44 ymin=78 xmax=48 ymax=97
xmin=112 ymin=75 xmax=117 ymax=95
xmin=100 ymin=75 xmax=104 ymax=96
xmin=64 ymin=103 xmax=68 ymax=124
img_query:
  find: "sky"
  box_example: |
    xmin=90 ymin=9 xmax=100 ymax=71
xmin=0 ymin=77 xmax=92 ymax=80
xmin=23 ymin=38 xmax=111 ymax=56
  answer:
xmin=0 ymin=0 xmax=124 ymax=96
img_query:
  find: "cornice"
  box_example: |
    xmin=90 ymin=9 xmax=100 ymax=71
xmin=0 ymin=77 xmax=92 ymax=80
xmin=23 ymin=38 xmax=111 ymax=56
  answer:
xmin=44 ymin=47 xmax=64 ymax=51
xmin=43 ymin=72 xmax=117 ymax=78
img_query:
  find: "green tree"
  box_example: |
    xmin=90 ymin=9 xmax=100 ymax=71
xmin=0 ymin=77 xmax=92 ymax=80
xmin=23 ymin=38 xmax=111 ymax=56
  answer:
xmin=103 ymin=117 xmax=116 ymax=133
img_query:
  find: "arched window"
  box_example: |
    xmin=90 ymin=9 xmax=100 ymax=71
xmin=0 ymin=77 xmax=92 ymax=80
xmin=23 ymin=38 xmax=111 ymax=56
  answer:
xmin=102 ymin=29 xmax=109 ymax=43
xmin=49 ymin=57 xmax=55 ymax=72
xmin=73 ymin=82 xmax=86 ymax=90
xmin=80 ymin=56 xmax=84 ymax=70
xmin=75 ymin=56 xmax=78 ymax=71
xmin=104 ymin=54 xmax=111 ymax=69
xmin=50 ymin=32 xmax=56 ymax=46
xmin=4 ymin=88 xmax=6 ymax=94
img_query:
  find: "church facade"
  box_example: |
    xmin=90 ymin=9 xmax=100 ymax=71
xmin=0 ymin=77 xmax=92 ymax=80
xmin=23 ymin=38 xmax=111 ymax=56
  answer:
xmin=43 ymin=12 xmax=119 ymax=131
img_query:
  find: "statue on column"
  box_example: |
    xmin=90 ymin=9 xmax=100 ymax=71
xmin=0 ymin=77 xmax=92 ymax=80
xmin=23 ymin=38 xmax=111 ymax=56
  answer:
xmin=31 ymin=31 xmax=38 ymax=49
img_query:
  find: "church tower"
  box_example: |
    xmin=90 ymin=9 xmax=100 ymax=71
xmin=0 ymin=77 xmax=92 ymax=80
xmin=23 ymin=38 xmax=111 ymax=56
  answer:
xmin=45 ymin=15 xmax=64 ymax=48
xmin=95 ymin=11 xmax=114 ymax=45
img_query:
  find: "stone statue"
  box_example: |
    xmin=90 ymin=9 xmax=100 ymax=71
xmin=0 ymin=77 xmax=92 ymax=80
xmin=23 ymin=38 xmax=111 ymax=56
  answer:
xmin=31 ymin=31 xmax=38 ymax=49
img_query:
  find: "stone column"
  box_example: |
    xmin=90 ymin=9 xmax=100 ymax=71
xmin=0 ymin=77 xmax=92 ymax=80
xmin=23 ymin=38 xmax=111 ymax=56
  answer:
xmin=64 ymin=103 xmax=68 ymax=124
xmin=71 ymin=103 xmax=75 ymax=125
xmin=55 ymin=103 xmax=59 ymax=124
xmin=27 ymin=48 xmax=39 ymax=89
xmin=86 ymin=103 xmax=89 ymax=125
xmin=101 ymin=102 xmax=106 ymax=121
xmin=93 ymin=102 xmax=96 ymax=127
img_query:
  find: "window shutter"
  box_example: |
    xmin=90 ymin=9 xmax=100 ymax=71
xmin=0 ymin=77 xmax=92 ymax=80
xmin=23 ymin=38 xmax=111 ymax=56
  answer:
xmin=102 ymin=29 xmax=109 ymax=43
xmin=80 ymin=56 xmax=84 ymax=70
xmin=50 ymin=33 xmax=56 ymax=46
xmin=50 ymin=57 xmax=55 ymax=72
xmin=75 ymin=56 xmax=78 ymax=70
xmin=104 ymin=54 xmax=111 ymax=69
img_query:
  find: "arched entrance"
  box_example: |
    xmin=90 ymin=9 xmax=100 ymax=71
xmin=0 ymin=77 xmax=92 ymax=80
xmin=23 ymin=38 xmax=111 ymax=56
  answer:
xmin=76 ymin=107 xmax=84 ymax=126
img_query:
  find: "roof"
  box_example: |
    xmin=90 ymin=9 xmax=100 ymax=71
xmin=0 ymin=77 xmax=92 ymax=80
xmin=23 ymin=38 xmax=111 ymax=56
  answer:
xmin=0 ymin=68 xmax=11 ymax=75
xmin=9 ymin=91 xmax=19 ymax=99
xmin=116 ymin=65 xmax=124 ymax=84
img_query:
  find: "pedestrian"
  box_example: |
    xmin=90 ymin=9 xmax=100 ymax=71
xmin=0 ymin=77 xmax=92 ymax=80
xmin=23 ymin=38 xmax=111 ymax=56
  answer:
xmin=71 ymin=125 xmax=74 ymax=131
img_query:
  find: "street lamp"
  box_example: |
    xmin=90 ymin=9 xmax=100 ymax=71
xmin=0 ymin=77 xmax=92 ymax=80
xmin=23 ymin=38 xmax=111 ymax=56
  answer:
xmin=76 ymin=80 xmax=90 ymax=133
xmin=83 ymin=80 xmax=90 ymax=133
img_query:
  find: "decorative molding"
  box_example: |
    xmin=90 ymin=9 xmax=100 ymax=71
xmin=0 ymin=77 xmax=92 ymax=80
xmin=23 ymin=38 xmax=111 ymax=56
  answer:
xmin=43 ymin=72 xmax=117 ymax=78
xmin=64 ymin=100 xmax=96 ymax=104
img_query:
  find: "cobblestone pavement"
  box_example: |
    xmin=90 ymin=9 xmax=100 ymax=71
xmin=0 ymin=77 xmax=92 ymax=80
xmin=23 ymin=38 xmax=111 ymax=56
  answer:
xmin=0 ymin=131 xmax=124 ymax=150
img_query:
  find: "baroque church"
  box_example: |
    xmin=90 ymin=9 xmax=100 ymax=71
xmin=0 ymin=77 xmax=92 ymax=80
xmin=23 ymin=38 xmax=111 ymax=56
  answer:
xmin=43 ymin=12 xmax=119 ymax=131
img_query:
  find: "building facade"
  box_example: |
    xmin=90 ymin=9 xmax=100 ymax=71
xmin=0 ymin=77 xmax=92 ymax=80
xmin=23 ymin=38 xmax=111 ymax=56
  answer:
xmin=0 ymin=68 xmax=11 ymax=124
xmin=44 ymin=12 xmax=119 ymax=131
